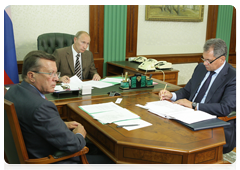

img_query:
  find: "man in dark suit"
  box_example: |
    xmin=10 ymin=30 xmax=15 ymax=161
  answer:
xmin=159 ymin=38 xmax=236 ymax=154
xmin=53 ymin=31 xmax=101 ymax=83
xmin=5 ymin=51 xmax=113 ymax=163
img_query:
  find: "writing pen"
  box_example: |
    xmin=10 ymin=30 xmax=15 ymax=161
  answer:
xmin=116 ymin=124 xmax=139 ymax=128
xmin=160 ymin=83 xmax=167 ymax=101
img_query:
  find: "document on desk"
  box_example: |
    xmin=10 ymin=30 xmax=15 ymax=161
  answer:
xmin=79 ymin=102 xmax=140 ymax=124
xmin=55 ymin=75 xmax=89 ymax=91
xmin=114 ymin=119 xmax=152 ymax=131
xmin=143 ymin=100 xmax=216 ymax=124
xmin=83 ymin=80 xmax=115 ymax=88
xmin=100 ymin=77 xmax=122 ymax=84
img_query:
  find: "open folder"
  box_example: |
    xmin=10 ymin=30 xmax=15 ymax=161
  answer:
xmin=142 ymin=100 xmax=230 ymax=131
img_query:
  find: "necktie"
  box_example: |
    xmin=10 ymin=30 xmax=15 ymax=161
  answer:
xmin=193 ymin=71 xmax=215 ymax=103
xmin=75 ymin=53 xmax=82 ymax=80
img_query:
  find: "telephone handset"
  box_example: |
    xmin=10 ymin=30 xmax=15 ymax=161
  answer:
xmin=132 ymin=56 xmax=147 ymax=63
xmin=138 ymin=58 xmax=158 ymax=71
xmin=155 ymin=61 xmax=172 ymax=70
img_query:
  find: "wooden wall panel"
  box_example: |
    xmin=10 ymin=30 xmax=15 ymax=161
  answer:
xmin=126 ymin=5 xmax=138 ymax=57
xmin=206 ymin=5 xmax=219 ymax=40
xmin=89 ymin=5 xmax=104 ymax=77
xmin=228 ymin=7 xmax=236 ymax=64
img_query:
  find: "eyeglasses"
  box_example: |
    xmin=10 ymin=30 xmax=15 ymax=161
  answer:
xmin=201 ymin=53 xmax=225 ymax=64
xmin=32 ymin=71 xmax=61 ymax=78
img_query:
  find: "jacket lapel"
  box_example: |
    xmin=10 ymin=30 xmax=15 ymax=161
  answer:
xmin=65 ymin=46 xmax=74 ymax=75
xmin=81 ymin=52 xmax=87 ymax=79
xmin=189 ymin=69 xmax=207 ymax=101
xmin=205 ymin=63 xmax=229 ymax=103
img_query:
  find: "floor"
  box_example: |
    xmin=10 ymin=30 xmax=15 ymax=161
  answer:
xmin=233 ymin=147 xmax=238 ymax=153
xmin=223 ymin=147 xmax=236 ymax=164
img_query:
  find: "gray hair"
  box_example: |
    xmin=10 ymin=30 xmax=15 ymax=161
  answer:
xmin=22 ymin=50 xmax=56 ymax=80
xmin=203 ymin=38 xmax=228 ymax=58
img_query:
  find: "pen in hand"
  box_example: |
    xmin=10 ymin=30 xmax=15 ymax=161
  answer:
xmin=117 ymin=124 xmax=139 ymax=128
xmin=160 ymin=83 xmax=167 ymax=101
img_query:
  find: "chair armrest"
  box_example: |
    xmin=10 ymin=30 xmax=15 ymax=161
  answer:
xmin=25 ymin=146 xmax=89 ymax=164
xmin=218 ymin=111 xmax=236 ymax=122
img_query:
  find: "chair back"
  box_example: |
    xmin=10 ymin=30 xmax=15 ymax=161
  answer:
xmin=4 ymin=99 xmax=29 ymax=164
xmin=37 ymin=33 xmax=74 ymax=54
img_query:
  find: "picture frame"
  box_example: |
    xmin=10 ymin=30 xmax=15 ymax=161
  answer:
xmin=145 ymin=5 xmax=204 ymax=22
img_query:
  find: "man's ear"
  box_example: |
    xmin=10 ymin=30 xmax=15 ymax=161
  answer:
xmin=221 ymin=55 xmax=226 ymax=62
xmin=27 ymin=71 xmax=35 ymax=83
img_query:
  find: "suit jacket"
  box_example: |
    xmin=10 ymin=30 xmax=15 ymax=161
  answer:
xmin=53 ymin=46 xmax=98 ymax=80
xmin=5 ymin=81 xmax=86 ymax=163
xmin=175 ymin=62 xmax=236 ymax=153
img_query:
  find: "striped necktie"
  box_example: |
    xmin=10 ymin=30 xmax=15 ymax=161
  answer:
xmin=193 ymin=71 xmax=215 ymax=103
xmin=75 ymin=53 xmax=82 ymax=80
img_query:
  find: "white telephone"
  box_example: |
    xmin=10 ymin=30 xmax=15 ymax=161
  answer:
xmin=155 ymin=61 xmax=172 ymax=70
xmin=132 ymin=56 xmax=147 ymax=63
xmin=138 ymin=59 xmax=158 ymax=71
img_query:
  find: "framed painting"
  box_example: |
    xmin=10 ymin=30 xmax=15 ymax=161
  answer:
xmin=145 ymin=5 xmax=204 ymax=22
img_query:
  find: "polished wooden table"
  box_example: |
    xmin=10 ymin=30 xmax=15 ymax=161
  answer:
xmin=67 ymin=93 xmax=225 ymax=164
xmin=47 ymin=78 xmax=182 ymax=120
xmin=107 ymin=61 xmax=179 ymax=85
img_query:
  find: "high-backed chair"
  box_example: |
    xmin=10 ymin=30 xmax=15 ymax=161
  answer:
xmin=4 ymin=99 xmax=89 ymax=164
xmin=37 ymin=33 xmax=74 ymax=54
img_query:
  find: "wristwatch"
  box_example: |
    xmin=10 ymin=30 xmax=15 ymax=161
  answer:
xmin=192 ymin=102 xmax=197 ymax=110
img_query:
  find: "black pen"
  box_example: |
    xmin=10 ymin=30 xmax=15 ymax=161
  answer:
xmin=116 ymin=124 xmax=140 ymax=128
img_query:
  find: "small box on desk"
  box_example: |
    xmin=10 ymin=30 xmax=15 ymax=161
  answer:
xmin=82 ymin=85 xmax=92 ymax=95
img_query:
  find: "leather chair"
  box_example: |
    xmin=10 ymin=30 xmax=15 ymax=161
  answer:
xmin=4 ymin=98 xmax=89 ymax=164
xmin=37 ymin=33 xmax=74 ymax=54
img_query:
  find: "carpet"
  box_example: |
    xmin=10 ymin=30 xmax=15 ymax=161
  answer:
xmin=217 ymin=151 xmax=238 ymax=170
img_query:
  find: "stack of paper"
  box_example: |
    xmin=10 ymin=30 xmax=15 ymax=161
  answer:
xmin=79 ymin=102 xmax=140 ymax=124
xmin=142 ymin=100 xmax=216 ymax=124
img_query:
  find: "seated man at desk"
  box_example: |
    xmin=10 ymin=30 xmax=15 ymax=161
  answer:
xmin=5 ymin=50 xmax=112 ymax=164
xmin=159 ymin=38 xmax=236 ymax=154
xmin=53 ymin=31 xmax=101 ymax=83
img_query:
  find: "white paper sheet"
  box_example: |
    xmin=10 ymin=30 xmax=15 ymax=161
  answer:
xmin=114 ymin=119 xmax=152 ymax=131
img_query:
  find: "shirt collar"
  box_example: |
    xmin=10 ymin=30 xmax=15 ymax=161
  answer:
xmin=213 ymin=60 xmax=226 ymax=75
xmin=29 ymin=84 xmax=46 ymax=99
xmin=72 ymin=45 xmax=80 ymax=57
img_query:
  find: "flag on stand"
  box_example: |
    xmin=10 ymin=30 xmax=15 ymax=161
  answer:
xmin=4 ymin=6 xmax=19 ymax=85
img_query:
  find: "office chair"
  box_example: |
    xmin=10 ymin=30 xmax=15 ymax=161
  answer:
xmin=4 ymin=99 xmax=89 ymax=164
xmin=37 ymin=33 xmax=74 ymax=54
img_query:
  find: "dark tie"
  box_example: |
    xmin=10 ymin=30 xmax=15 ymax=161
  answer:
xmin=193 ymin=71 xmax=215 ymax=103
xmin=75 ymin=53 xmax=82 ymax=80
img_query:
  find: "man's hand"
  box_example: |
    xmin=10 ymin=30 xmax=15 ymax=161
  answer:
xmin=72 ymin=124 xmax=87 ymax=138
xmin=174 ymin=99 xmax=192 ymax=109
xmin=92 ymin=73 xmax=101 ymax=81
xmin=159 ymin=89 xmax=172 ymax=101
xmin=65 ymin=121 xmax=79 ymax=130
xmin=59 ymin=76 xmax=70 ymax=83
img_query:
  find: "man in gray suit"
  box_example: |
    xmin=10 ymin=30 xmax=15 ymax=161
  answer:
xmin=53 ymin=31 xmax=101 ymax=83
xmin=5 ymin=51 xmax=113 ymax=163
xmin=159 ymin=38 xmax=236 ymax=154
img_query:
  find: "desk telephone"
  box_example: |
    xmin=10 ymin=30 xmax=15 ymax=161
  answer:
xmin=132 ymin=56 xmax=147 ymax=63
xmin=155 ymin=61 xmax=172 ymax=70
xmin=138 ymin=59 xmax=172 ymax=71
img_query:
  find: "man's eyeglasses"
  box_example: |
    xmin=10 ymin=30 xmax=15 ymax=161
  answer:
xmin=201 ymin=53 xmax=225 ymax=64
xmin=32 ymin=71 xmax=61 ymax=78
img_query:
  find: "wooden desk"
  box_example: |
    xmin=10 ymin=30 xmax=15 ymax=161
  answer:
xmin=67 ymin=93 xmax=225 ymax=164
xmin=47 ymin=78 xmax=182 ymax=120
xmin=107 ymin=61 xmax=179 ymax=85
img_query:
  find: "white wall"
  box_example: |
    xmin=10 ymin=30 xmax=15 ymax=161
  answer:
xmin=137 ymin=5 xmax=208 ymax=84
xmin=11 ymin=5 xmax=89 ymax=61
